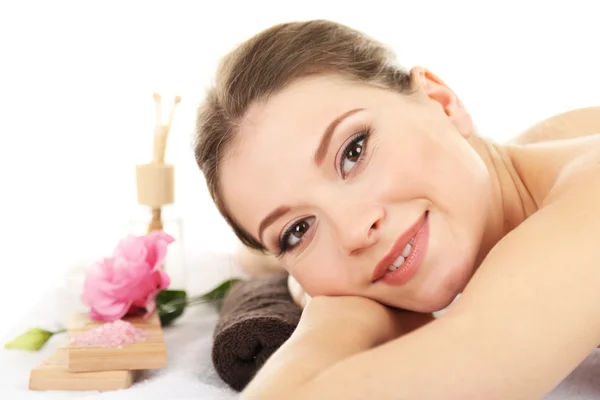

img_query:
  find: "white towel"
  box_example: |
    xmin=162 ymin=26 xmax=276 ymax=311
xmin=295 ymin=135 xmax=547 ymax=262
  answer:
xmin=1 ymin=251 xmax=599 ymax=399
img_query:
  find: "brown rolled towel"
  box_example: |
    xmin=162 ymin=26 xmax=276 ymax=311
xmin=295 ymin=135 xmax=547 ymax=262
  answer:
xmin=212 ymin=273 xmax=302 ymax=391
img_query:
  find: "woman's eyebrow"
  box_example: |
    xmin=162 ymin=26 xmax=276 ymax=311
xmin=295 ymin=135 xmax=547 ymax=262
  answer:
xmin=313 ymin=108 xmax=364 ymax=166
xmin=258 ymin=206 xmax=291 ymax=244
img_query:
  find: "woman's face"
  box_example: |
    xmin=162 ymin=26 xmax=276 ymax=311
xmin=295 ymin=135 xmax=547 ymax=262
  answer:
xmin=220 ymin=69 xmax=493 ymax=312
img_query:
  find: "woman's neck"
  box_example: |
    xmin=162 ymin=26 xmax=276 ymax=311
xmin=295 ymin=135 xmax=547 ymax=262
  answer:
xmin=469 ymin=135 xmax=538 ymax=268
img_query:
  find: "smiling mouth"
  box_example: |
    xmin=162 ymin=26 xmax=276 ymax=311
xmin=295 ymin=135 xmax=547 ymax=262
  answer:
xmin=371 ymin=211 xmax=429 ymax=283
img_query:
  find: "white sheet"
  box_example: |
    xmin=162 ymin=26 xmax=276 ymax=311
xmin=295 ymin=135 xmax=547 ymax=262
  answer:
xmin=1 ymin=251 xmax=600 ymax=399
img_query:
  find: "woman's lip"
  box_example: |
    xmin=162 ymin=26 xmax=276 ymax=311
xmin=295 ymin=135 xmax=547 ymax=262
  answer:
xmin=371 ymin=212 xmax=428 ymax=282
xmin=379 ymin=215 xmax=429 ymax=286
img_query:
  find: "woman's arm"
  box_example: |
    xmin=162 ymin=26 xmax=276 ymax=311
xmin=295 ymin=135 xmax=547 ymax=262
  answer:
xmin=242 ymin=149 xmax=600 ymax=400
xmin=241 ymin=296 xmax=433 ymax=399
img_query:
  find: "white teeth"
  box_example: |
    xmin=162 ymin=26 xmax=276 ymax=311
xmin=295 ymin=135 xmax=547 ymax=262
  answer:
xmin=387 ymin=236 xmax=416 ymax=273
xmin=392 ymin=255 xmax=405 ymax=268
xmin=401 ymin=243 xmax=412 ymax=258
xmin=387 ymin=255 xmax=404 ymax=272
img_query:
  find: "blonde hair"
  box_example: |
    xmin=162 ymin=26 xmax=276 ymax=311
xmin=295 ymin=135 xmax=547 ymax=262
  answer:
xmin=194 ymin=20 xmax=413 ymax=252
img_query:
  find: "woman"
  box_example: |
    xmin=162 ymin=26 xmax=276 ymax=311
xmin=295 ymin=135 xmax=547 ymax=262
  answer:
xmin=194 ymin=20 xmax=600 ymax=399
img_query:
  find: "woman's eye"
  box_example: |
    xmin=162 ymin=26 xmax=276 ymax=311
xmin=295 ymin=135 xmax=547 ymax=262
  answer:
xmin=278 ymin=217 xmax=316 ymax=254
xmin=340 ymin=134 xmax=366 ymax=177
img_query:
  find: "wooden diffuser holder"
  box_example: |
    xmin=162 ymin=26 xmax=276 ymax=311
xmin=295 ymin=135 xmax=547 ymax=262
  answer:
xmin=136 ymin=162 xmax=175 ymax=233
xmin=136 ymin=93 xmax=181 ymax=234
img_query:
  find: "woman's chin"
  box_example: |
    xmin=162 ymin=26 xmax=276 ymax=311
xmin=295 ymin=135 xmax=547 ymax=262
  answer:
xmin=397 ymin=259 xmax=475 ymax=313
xmin=393 ymin=289 xmax=457 ymax=313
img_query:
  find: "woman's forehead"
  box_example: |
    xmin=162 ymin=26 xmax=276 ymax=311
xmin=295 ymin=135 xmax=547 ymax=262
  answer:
xmin=234 ymin=75 xmax=393 ymax=150
xmin=248 ymin=77 xmax=360 ymax=129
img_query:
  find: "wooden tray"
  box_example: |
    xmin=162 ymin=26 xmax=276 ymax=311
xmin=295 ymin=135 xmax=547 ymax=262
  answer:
xmin=29 ymin=311 xmax=167 ymax=391
xmin=66 ymin=311 xmax=167 ymax=373
xmin=29 ymin=346 xmax=135 ymax=391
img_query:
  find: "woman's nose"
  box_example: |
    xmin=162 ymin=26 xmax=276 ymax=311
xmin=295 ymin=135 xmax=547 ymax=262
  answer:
xmin=338 ymin=206 xmax=384 ymax=256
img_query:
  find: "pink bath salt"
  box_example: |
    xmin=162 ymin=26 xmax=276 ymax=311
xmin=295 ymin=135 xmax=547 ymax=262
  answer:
xmin=69 ymin=319 xmax=147 ymax=347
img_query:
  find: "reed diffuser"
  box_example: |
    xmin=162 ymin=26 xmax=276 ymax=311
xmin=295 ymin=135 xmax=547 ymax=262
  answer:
xmin=135 ymin=93 xmax=181 ymax=234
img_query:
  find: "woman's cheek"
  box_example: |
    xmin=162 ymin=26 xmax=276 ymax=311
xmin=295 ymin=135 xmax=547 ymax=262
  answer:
xmin=291 ymin=259 xmax=353 ymax=298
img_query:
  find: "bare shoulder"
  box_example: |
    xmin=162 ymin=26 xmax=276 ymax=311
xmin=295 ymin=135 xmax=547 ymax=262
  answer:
xmin=505 ymin=125 xmax=600 ymax=207
xmin=542 ymin=136 xmax=600 ymax=205
xmin=509 ymin=106 xmax=600 ymax=145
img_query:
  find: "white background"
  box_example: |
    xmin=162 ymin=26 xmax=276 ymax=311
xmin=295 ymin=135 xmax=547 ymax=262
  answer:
xmin=0 ymin=1 xmax=598 ymax=340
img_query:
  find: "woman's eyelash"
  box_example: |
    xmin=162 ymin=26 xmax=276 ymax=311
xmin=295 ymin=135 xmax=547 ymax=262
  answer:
xmin=276 ymin=217 xmax=314 ymax=257
xmin=339 ymin=126 xmax=371 ymax=178
xmin=277 ymin=223 xmax=298 ymax=257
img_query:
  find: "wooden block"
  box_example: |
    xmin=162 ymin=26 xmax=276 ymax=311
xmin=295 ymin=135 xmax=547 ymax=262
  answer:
xmin=135 ymin=163 xmax=174 ymax=207
xmin=29 ymin=346 xmax=135 ymax=391
xmin=66 ymin=312 xmax=167 ymax=373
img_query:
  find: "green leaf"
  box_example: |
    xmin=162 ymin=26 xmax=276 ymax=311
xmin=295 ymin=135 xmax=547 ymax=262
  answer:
xmin=197 ymin=278 xmax=242 ymax=302
xmin=155 ymin=279 xmax=243 ymax=326
xmin=156 ymin=289 xmax=187 ymax=327
xmin=156 ymin=289 xmax=187 ymax=305
xmin=4 ymin=328 xmax=56 ymax=351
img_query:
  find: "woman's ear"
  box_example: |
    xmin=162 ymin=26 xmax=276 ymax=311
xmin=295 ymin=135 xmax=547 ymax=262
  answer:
xmin=410 ymin=66 xmax=474 ymax=138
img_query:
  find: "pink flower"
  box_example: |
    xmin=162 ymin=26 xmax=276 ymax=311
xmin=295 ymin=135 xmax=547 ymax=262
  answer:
xmin=81 ymin=231 xmax=174 ymax=322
